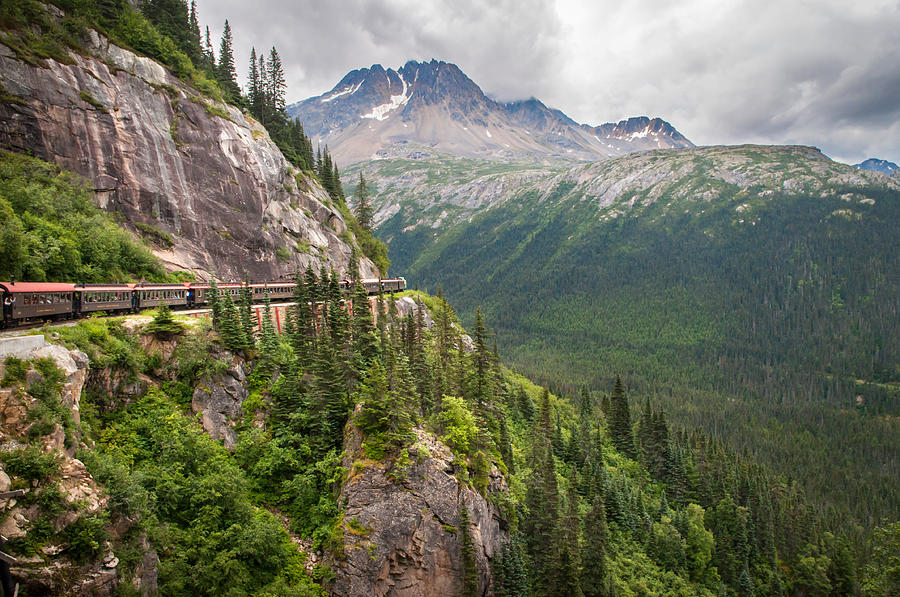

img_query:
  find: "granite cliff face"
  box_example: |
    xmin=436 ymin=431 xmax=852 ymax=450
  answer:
xmin=330 ymin=417 xmax=508 ymax=597
xmin=0 ymin=29 xmax=377 ymax=280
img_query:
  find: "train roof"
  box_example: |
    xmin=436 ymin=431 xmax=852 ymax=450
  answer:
xmin=0 ymin=282 xmax=77 ymax=293
xmin=77 ymin=285 xmax=134 ymax=292
xmin=133 ymin=285 xmax=189 ymax=291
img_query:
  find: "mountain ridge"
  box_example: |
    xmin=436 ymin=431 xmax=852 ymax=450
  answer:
xmin=288 ymin=60 xmax=693 ymax=164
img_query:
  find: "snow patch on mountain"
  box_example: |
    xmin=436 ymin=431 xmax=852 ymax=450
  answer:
xmin=361 ymin=74 xmax=409 ymax=121
xmin=321 ymin=81 xmax=362 ymax=103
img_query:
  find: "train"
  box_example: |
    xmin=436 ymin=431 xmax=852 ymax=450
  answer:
xmin=0 ymin=277 xmax=406 ymax=329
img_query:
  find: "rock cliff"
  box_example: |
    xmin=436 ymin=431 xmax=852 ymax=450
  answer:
xmin=0 ymin=25 xmax=377 ymax=280
xmin=0 ymin=337 xmax=129 ymax=596
xmin=330 ymin=417 xmax=508 ymax=597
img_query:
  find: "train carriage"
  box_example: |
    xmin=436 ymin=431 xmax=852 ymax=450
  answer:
xmin=134 ymin=283 xmax=188 ymax=309
xmin=1 ymin=282 xmax=76 ymax=327
xmin=251 ymin=282 xmax=294 ymax=302
xmin=76 ymin=284 xmax=135 ymax=314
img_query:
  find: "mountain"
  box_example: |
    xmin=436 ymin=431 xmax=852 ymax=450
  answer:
xmin=854 ymin=157 xmax=899 ymax=176
xmin=287 ymin=60 xmax=693 ymax=164
xmin=344 ymin=144 xmax=900 ymax=536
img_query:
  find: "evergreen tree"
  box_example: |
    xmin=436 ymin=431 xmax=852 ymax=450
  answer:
xmin=492 ymin=536 xmax=530 ymax=597
xmin=266 ymin=46 xmax=287 ymax=129
xmin=219 ymin=293 xmax=248 ymax=352
xmin=558 ymin=474 xmax=584 ymax=597
xmin=216 ymin=20 xmax=241 ymax=103
xmin=202 ymin=26 xmax=215 ymax=73
xmin=207 ymin=276 xmax=222 ymax=330
xmin=609 ymin=376 xmax=636 ymax=459
xmin=141 ymin=0 xmax=192 ymax=57
xmin=248 ymin=47 xmax=262 ymax=119
xmin=353 ymin=173 xmax=373 ymax=231
xmin=459 ymin=503 xmax=479 ymax=597
xmin=523 ymin=388 xmax=561 ymax=597
xmin=238 ymin=277 xmax=254 ymax=346
xmin=187 ymin=0 xmax=202 ymax=65
xmin=581 ymin=492 xmax=610 ymax=597
xmin=259 ymin=288 xmax=279 ymax=360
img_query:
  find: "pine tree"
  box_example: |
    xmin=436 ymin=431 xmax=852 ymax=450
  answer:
xmin=248 ymin=47 xmax=262 ymax=119
xmin=492 ymin=536 xmax=530 ymax=597
xmin=266 ymin=46 xmax=287 ymax=129
xmin=202 ymin=26 xmax=215 ymax=73
xmin=208 ymin=276 xmax=222 ymax=330
xmin=216 ymin=20 xmax=240 ymax=103
xmin=523 ymin=388 xmax=561 ymax=597
xmin=219 ymin=293 xmax=248 ymax=352
xmin=187 ymin=0 xmax=202 ymax=65
xmin=353 ymin=173 xmax=373 ymax=231
xmin=581 ymin=492 xmax=610 ymax=597
xmin=609 ymin=376 xmax=636 ymax=459
xmin=558 ymin=473 xmax=584 ymax=597
xmin=260 ymin=288 xmax=279 ymax=360
xmin=238 ymin=277 xmax=254 ymax=346
xmin=458 ymin=503 xmax=479 ymax=597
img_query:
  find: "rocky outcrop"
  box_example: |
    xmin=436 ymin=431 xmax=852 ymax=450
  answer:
xmin=0 ymin=23 xmax=378 ymax=280
xmin=330 ymin=420 xmax=508 ymax=597
xmin=0 ymin=342 xmax=118 ymax=596
xmin=191 ymin=361 xmax=248 ymax=450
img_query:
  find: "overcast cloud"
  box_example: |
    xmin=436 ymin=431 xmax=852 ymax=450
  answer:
xmin=197 ymin=0 xmax=900 ymax=164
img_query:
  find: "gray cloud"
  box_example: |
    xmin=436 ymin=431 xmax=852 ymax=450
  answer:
xmin=197 ymin=0 xmax=900 ymax=164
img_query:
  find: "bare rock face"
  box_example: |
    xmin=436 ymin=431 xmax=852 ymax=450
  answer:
xmin=191 ymin=361 xmax=248 ymax=450
xmin=0 ymin=29 xmax=378 ymax=280
xmin=330 ymin=422 xmax=508 ymax=597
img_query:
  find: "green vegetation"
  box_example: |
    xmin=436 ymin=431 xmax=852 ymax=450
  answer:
xmin=394 ymin=162 xmax=900 ymax=553
xmin=78 ymin=89 xmax=108 ymax=113
xmin=0 ymin=150 xmax=171 ymax=282
xmin=134 ymin=220 xmax=175 ymax=248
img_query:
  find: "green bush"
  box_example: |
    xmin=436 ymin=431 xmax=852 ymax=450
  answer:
xmin=0 ymin=444 xmax=60 ymax=481
xmin=0 ymin=151 xmax=169 ymax=282
xmin=433 ymin=395 xmax=477 ymax=456
xmin=1 ymin=356 xmax=28 ymax=387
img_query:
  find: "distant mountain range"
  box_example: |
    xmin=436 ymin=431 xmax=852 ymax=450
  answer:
xmin=854 ymin=157 xmax=899 ymax=176
xmin=287 ymin=60 xmax=692 ymax=164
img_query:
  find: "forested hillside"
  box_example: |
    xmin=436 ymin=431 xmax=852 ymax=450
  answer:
xmin=371 ymin=146 xmax=900 ymax=550
xmin=4 ymin=268 xmax=887 ymax=594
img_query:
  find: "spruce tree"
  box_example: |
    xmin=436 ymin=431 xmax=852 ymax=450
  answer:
xmin=219 ymin=293 xmax=248 ymax=352
xmin=260 ymin=288 xmax=279 ymax=360
xmin=216 ymin=20 xmax=240 ymax=103
xmin=523 ymin=388 xmax=561 ymax=597
xmin=238 ymin=277 xmax=254 ymax=346
xmin=266 ymin=46 xmax=287 ymax=129
xmin=248 ymin=47 xmax=261 ymax=119
xmin=202 ymin=26 xmax=215 ymax=73
xmin=581 ymin=490 xmax=610 ymax=597
xmin=492 ymin=536 xmax=530 ymax=597
xmin=610 ymin=376 xmax=636 ymax=459
xmin=187 ymin=0 xmax=202 ymax=65
xmin=353 ymin=173 xmax=373 ymax=231
xmin=558 ymin=473 xmax=584 ymax=597
xmin=207 ymin=276 xmax=222 ymax=330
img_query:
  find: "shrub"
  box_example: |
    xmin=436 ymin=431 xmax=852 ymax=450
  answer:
xmin=0 ymin=444 xmax=60 ymax=481
xmin=1 ymin=356 xmax=28 ymax=387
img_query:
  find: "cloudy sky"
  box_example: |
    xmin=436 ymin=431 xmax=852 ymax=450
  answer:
xmin=197 ymin=0 xmax=900 ymax=165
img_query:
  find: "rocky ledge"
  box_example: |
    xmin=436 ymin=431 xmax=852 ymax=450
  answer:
xmin=330 ymin=417 xmax=508 ymax=597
